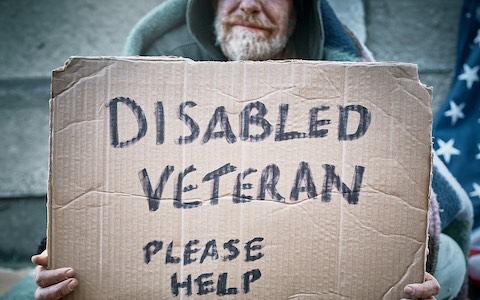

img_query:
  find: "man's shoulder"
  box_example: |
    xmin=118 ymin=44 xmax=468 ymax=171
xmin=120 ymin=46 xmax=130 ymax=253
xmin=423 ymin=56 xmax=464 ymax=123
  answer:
xmin=144 ymin=24 xmax=215 ymax=61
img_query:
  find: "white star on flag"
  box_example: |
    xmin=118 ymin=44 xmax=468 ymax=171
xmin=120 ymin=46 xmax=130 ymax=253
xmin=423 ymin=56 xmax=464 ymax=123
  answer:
xmin=458 ymin=63 xmax=480 ymax=89
xmin=444 ymin=100 xmax=466 ymax=126
xmin=470 ymin=182 xmax=480 ymax=199
xmin=436 ymin=138 xmax=461 ymax=164
xmin=474 ymin=29 xmax=480 ymax=46
xmin=476 ymin=144 xmax=480 ymax=160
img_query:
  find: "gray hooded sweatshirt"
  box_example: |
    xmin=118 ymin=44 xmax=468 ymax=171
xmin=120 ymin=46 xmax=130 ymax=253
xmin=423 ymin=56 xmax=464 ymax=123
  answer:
xmin=124 ymin=0 xmax=366 ymax=61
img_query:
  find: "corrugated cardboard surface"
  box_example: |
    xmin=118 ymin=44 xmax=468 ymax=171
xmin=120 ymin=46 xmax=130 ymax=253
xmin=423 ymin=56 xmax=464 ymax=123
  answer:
xmin=48 ymin=57 xmax=432 ymax=299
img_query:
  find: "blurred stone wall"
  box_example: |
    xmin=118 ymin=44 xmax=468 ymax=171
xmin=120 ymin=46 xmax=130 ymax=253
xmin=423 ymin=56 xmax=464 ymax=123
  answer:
xmin=0 ymin=0 xmax=463 ymax=263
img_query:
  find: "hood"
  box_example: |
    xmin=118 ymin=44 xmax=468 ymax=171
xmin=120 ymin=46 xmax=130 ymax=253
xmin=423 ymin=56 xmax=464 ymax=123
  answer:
xmin=124 ymin=0 xmax=363 ymax=61
xmin=186 ymin=0 xmax=324 ymax=60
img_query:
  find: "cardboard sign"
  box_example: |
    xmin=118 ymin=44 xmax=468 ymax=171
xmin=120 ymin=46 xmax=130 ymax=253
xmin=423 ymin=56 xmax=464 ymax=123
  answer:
xmin=48 ymin=57 xmax=432 ymax=299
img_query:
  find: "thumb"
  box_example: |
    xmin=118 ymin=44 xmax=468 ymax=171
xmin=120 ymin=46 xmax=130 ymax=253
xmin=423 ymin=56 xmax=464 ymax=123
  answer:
xmin=31 ymin=250 xmax=48 ymax=267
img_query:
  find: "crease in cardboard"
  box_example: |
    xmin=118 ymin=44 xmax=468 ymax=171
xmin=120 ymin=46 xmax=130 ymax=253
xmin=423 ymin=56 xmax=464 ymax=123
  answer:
xmin=381 ymin=245 xmax=425 ymax=299
xmin=54 ymin=119 xmax=104 ymax=135
xmin=53 ymin=190 xmax=163 ymax=210
xmin=401 ymin=166 xmax=431 ymax=197
xmin=343 ymin=209 xmax=425 ymax=244
xmin=289 ymin=92 xmax=341 ymax=102
xmin=362 ymin=62 xmax=418 ymax=81
xmin=361 ymin=157 xmax=430 ymax=200
xmin=210 ymin=86 xmax=297 ymax=104
xmin=394 ymin=85 xmax=432 ymax=114
xmin=317 ymin=68 xmax=343 ymax=95
xmin=389 ymin=65 xmax=419 ymax=81
xmin=385 ymin=64 xmax=432 ymax=112
xmin=384 ymin=157 xmax=428 ymax=188
xmin=392 ymin=82 xmax=432 ymax=111
xmin=360 ymin=188 xmax=428 ymax=212
xmin=336 ymin=64 xmax=349 ymax=298
xmin=288 ymin=291 xmax=347 ymax=299
xmin=363 ymin=99 xmax=431 ymax=148
xmin=52 ymin=57 xmax=115 ymax=98
xmin=169 ymin=190 xmax=368 ymax=205
xmin=52 ymin=190 xmax=109 ymax=210
xmin=180 ymin=60 xmax=188 ymax=298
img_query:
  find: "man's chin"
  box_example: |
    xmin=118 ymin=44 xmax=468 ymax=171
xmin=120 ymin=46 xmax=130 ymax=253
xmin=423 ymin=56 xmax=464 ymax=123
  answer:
xmin=217 ymin=25 xmax=288 ymax=61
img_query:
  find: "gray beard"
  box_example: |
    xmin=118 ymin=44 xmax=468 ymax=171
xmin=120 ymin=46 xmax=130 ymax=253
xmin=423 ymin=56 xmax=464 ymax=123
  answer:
xmin=214 ymin=18 xmax=291 ymax=61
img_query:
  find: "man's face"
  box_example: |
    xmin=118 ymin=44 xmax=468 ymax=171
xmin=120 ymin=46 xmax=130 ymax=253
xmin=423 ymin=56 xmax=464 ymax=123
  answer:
xmin=214 ymin=0 xmax=296 ymax=61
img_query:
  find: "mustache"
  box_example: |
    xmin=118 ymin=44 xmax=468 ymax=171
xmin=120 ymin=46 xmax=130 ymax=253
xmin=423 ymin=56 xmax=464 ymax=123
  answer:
xmin=221 ymin=13 xmax=277 ymax=30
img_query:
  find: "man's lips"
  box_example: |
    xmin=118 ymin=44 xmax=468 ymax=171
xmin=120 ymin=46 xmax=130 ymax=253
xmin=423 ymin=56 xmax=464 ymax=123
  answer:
xmin=229 ymin=22 xmax=272 ymax=32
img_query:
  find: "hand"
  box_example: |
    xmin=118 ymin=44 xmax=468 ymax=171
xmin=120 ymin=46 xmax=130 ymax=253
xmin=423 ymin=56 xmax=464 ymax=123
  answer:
xmin=401 ymin=272 xmax=440 ymax=300
xmin=31 ymin=250 xmax=78 ymax=300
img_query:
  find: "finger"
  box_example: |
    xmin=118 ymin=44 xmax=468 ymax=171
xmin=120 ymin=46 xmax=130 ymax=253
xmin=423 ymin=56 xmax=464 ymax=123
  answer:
xmin=422 ymin=272 xmax=441 ymax=296
xmin=424 ymin=272 xmax=438 ymax=283
xmin=34 ymin=266 xmax=76 ymax=288
xmin=32 ymin=250 xmax=48 ymax=267
xmin=404 ymin=277 xmax=440 ymax=298
xmin=34 ymin=278 xmax=78 ymax=300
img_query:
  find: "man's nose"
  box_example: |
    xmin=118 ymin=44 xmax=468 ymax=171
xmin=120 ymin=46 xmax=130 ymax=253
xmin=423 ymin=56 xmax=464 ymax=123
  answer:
xmin=238 ymin=0 xmax=262 ymax=14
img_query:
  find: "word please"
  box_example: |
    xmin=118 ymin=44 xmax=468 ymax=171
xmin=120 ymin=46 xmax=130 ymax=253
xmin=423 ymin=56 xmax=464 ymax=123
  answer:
xmin=143 ymin=237 xmax=264 ymax=265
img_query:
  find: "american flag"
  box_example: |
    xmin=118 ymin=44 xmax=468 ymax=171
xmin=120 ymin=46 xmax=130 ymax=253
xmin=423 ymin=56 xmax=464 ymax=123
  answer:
xmin=433 ymin=0 xmax=480 ymax=229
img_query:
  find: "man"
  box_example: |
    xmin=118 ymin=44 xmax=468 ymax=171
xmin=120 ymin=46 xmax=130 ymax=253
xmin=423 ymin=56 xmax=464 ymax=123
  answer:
xmin=123 ymin=0 xmax=372 ymax=61
xmin=32 ymin=0 xmax=449 ymax=299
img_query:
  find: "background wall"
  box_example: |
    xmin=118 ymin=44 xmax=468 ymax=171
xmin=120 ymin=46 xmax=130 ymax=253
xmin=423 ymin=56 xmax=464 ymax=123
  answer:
xmin=0 ymin=0 xmax=463 ymax=265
